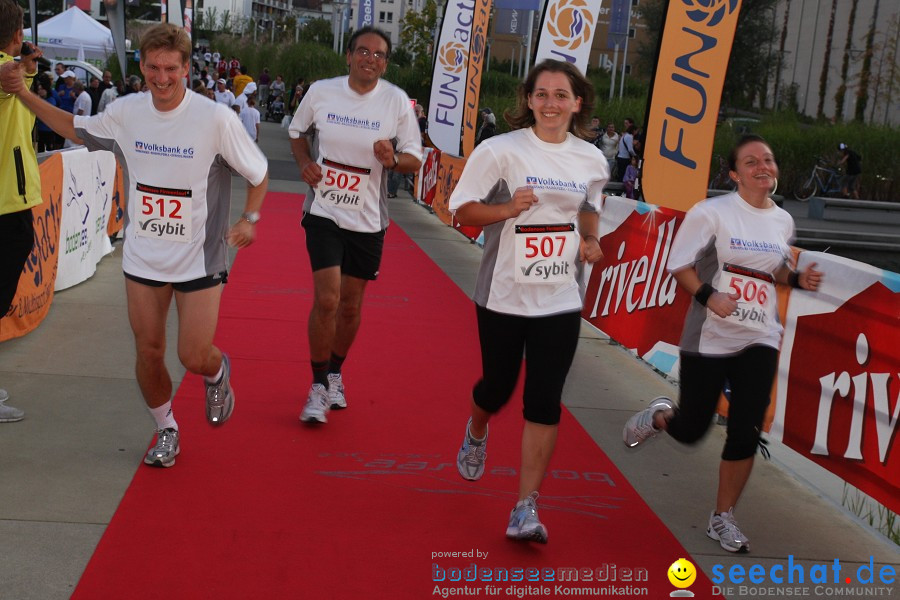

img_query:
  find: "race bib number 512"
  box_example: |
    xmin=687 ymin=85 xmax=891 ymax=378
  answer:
xmin=136 ymin=182 xmax=192 ymax=243
xmin=514 ymin=223 xmax=578 ymax=284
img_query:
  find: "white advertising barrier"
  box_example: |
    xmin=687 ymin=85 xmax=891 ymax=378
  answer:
xmin=773 ymin=251 xmax=900 ymax=515
xmin=55 ymin=148 xmax=115 ymax=291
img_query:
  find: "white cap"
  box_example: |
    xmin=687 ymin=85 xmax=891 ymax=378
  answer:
xmin=217 ymin=78 xmax=226 ymax=84
xmin=838 ymin=142 xmax=847 ymax=150
xmin=62 ymin=70 xmax=76 ymax=78
xmin=243 ymin=82 xmax=257 ymax=95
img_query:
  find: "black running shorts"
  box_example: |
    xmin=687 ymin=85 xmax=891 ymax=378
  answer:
xmin=301 ymin=212 xmax=385 ymax=281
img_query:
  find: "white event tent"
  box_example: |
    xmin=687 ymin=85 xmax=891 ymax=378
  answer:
xmin=24 ymin=7 xmax=114 ymax=69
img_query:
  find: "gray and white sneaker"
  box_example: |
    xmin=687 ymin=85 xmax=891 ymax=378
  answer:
xmin=326 ymin=373 xmax=346 ymax=409
xmin=707 ymin=508 xmax=750 ymax=553
xmin=206 ymin=353 xmax=235 ymax=426
xmin=456 ymin=418 xmax=488 ymax=481
xmin=623 ymin=396 xmax=674 ymax=447
xmin=300 ymin=383 xmax=329 ymax=424
xmin=0 ymin=389 xmax=8 ymax=402
xmin=506 ymin=492 xmax=548 ymax=544
xmin=0 ymin=399 xmax=24 ymax=423
xmin=144 ymin=428 xmax=180 ymax=468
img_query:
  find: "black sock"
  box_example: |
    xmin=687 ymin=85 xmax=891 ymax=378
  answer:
xmin=311 ymin=360 xmax=329 ymax=387
xmin=328 ymin=352 xmax=346 ymax=375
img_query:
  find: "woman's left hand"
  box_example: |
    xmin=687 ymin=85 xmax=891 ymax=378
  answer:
xmin=580 ymin=236 xmax=603 ymax=264
xmin=799 ymin=262 xmax=823 ymax=291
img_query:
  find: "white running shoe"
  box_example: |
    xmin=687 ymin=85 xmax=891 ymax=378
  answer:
xmin=300 ymin=383 xmax=329 ymax=424
xmin=707 ymin=508 xmax=750 ymax=553
xmin=623 ymin=396 xmax=674 ymax=447
xmin=456 ymin=418 xmax=488 ymax=481
xmin=143 ymin=428 xmax=180 ymax=468
xmin=326 ymin=373 xmax=346 ymax=409
xmin=506 ymin=492 xmax=548 ymax=544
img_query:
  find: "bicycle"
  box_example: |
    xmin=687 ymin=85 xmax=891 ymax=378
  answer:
xmin=793 ymin=157 xmax=842 ymax=201
xmin=708 ymin=155 xmax=736 ymax=191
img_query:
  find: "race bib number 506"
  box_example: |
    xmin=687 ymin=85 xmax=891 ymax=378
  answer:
xmin=514 ymin=223 xmax=578 ymax=284
xmin=715 ymin=262 xmax=776 ymax=332
xmin=136 ymin=182 xmax=192 ymax=243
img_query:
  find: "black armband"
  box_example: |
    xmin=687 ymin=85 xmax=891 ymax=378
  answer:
xmin=788 ymin=270 xmax=801 ymax=289
xmin=694 ymin=283 xmax=715 ymax=307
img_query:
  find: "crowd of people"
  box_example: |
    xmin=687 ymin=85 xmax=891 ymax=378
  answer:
xmin=1 ymin=10 xmax=829 ymax=557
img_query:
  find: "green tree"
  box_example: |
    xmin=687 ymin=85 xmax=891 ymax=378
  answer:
xmin=399 ymin=0 xmax=437 ymax=71
xmin=301 ymin=18 xmax=334 ymax=48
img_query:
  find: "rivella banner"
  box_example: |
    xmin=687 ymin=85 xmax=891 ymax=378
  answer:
xmin=427 ymin=0 xmax=493 ymax=157
xmin=533 ymin=0 xmax=603 ymax=74
xmin=640 ymin=0 xmax=742 ymax=211
xmin=774 ymin=253 xmax=900 ymax=515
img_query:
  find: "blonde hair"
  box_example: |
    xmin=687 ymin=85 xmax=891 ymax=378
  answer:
xmin=140 ymin=23 xmax=192 ymax=65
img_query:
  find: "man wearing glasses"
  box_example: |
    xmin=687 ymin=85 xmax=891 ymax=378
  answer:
xmin=289 ymin=26 xmax=422 ymax=425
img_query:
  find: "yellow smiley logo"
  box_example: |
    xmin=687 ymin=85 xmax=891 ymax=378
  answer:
xmin=668 ymin=558 xmax=697 ymax=589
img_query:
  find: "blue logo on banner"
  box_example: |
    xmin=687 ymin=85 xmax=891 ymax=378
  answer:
xmin=357 ymin=0 xmax=374 ymax=28
xmin=494 ymin=0 xmax=540 ymax=10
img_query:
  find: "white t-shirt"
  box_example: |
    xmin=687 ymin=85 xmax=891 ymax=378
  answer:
xmin=74 ymin=90 xmax=92 ymax=116
xmin=667 ymin=192 xmax=795 ymax=355
xmin=73 ymin=91 xmax=268 ymax=282
xmin=233 ymin=93 xmax=248 ymax=112
xmin=448 ymin=128 xmax=608 ymax=317
xmin=240 ymin=106 xmax=260 ymax=140
xmin=288 ymin=76 xmax=423 ymax=233
xmin=214 ymin=89 xmax=235 ymax=106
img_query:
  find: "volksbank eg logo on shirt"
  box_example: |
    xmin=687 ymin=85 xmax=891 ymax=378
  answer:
xmin=134 ymin=140 xmax=195 ymax=158
xmin=729 ymin=237 xmax=786 ymax=255
xmin=525 ymin=176 xmax=585 ymax=193
xmin=325 ymin=113 xmax=381 ymax=130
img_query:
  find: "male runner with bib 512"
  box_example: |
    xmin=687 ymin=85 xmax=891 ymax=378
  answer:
xmin=288 ymin=26 xmax=422 ymax=425
xmin=1 ymin=23 xmax=269 ymax=468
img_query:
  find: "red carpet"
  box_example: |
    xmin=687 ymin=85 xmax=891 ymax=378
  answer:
xmin=72 ymin=193 xmax=720 ymax=599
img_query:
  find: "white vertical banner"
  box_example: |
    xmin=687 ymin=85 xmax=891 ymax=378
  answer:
xmin=55 ymin=149 xmax=115 ymax=291
xmin=533 ymin=0 xmax=603 ymax=74
xmin=427 ymin=0 xmax=477 ymax=156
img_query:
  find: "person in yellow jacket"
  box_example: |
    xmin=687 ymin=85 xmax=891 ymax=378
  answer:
xmin=232 ymin=65 xmax=253 ymax=97
xmin=0 ymin=0 xmax=43 ymax=422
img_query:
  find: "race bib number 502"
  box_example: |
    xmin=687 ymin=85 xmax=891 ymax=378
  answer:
xmin=317 ymin=158 xmax=371 ymax=212
xmin=136 ymin=182 xmax=192 ymax=243
xmin=514 ymin=223 xmax=578 ymax=284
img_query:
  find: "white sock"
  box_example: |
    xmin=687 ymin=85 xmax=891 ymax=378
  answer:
xmin=204 ymin=362 xmax=225 ymax=384
xmin=148 ymin=401 xmax=178 ymax=431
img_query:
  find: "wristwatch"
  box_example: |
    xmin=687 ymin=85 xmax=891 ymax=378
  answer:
xmin=241 ymin=211 xmax=261 ymax=224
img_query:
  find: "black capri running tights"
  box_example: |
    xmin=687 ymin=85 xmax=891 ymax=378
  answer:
xmin=472 ymin=305 xmax=582 ymax=425
xmin=668 ymin=345 xmax=778 ymax=461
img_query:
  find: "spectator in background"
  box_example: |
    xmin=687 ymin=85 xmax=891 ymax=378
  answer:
xmin=233 ymin=65 xmax=252 ymax=97
xmin=53 ymin=62 xmax=65 ymax=91
xmin=270 ymin=74 xmax=286 ymax=106
xmin=228 ymin=56 xmax=240 ymax=78
xmin=56 ymin=70 xmax=76 ymax=113
xmin=415 ymin=103 xmax=427 ymax=141
xmin=615 ymin=118 xmax=636 ymax=183
xmin=289 ymin=78 xmax=304 ymax=114
xmin=589 ymin=115 xmax=602 ymax=144
xmin=240 ymin=96 xmax=260 ymax=142
xmin=623 ymin=155 xmax=638 ymax=199
xmin=0 ymin=0 xmax=44 ymax=423
xmin=87 ymin=77 xmax=102 ymax=115
xmin=97 ymin=78 xmax=121 ymax=113
xmin=34 ymin=80 xmax=61 ymax=151
xmin=598 ymin=121 xmax=619 ymax=179
xmin=475 ymin=107 xmax=496 ymax=146
xmin=258 ymin=67 xmax=271 ymax=106
xmin=837 ymin=142 xmax=861 ymax=199
xmin=234 ymin=81 xmax=256 ymax=113
xmin=123 ymin=75 xmax=141 ymax=96
xmin=214 ymin=77 xmax=235 ymax=107
xmin=72 ymin=80 xmax=91 ymax=117
xmin=100 ymin=69 xmax=113 ymax=93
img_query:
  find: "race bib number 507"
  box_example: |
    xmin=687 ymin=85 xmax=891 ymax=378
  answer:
xmin=136 ymin=182 xmax=192 ymax=243
xmin=514 ymin=223 xmax=578 ymax=284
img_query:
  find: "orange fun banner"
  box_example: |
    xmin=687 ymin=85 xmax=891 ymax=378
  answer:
xmin=0 ymin=153 xmax=63 ymax=342
xmin=640 ymin=0 xmax=742 ymax=211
